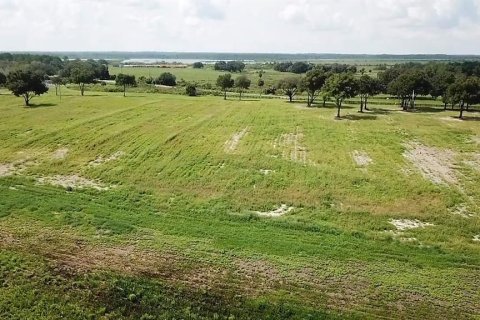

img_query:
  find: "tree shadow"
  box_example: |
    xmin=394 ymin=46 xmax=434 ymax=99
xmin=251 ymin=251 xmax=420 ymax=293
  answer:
xmin=27 ymin=103 xmax=56 ymax=108
xmin=407 ymin=106 xmax=447 ymax=114
xmin=343 ymin=114 xmax=378 ymax=121
xmin=364 ymin=108 xmax=392 ymax=115
xmin=461 ymin=116 xmax=480 ymax=122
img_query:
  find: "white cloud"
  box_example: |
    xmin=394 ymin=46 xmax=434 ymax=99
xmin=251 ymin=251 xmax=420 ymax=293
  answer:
xmin=0 ymin=0 xmax=479 ymax=54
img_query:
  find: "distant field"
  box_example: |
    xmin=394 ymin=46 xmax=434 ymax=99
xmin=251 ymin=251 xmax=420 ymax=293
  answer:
xmin=110 ymin=65 xmax=292 ymax=89
xmin=0 ymin=88 xmax=479 ymax=319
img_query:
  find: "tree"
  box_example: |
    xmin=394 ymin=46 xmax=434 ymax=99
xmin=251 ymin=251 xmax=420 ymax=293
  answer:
xmin=70 ymin=63 xmax=96 ymax=96
xmin=323 ymin=73 xmax=358 ymax=118
xmin=214 ymin=61 xmax=245 ymax=72
xmin=115 ymin=73 xmax=136 ymax=97
xmin=235 ymin=75 xmax=251 ymax=100
xmin=0 ymin=72 xmax=6 ymax=87
xmin=214 ymin=61 xmax=228 ymax=71
xmin=257 ymin=78 xmax=265 ymax=89
xmin=447 ymin=77 xmax=480 ymax=119
xmin=50 ymin=75 xmax=65 ymax=97
xmin=6 ymin=69 xmax=48 ymax=106
xmin=193 ymin=62 xmax=204 ymax=69
xmin=428 ymin=70 xmax=456 ymax=109
xmin=301 ymin=68 xmax=327 ymax=107
xmin=185 ymin=84 xmax=197 ymax=96
xmin=358 ymin=74 xmax=381 ymax=112
xmin=387 ymin=70 xmax=431 ymax=111
xmin=277 ymin=76 xmax=300 ymax=102
xmin=289 ymin=62 xmax=313 ymax=74
xmin=216 ymin=74 xmax=234 ymax=100
xmin=155 ymin=72 xmax=176 ymax=86
xmin=227 ymin=61 xmax=246 ymax=73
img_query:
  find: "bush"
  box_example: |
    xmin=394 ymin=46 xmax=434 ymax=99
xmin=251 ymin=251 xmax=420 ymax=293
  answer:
xmin=192 ymin=62 xmax=204 ymax=69
xmin=155 ymin=73 xmax=176 ymax=86
xmin=264 ymin=87 xmax=277 ymax=95
xmin=185 ymin=84 xmax=197 ymax=96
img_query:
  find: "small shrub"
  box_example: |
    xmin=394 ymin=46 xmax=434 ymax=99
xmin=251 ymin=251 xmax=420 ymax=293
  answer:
xmin=185 ymin=84 xmax=197 ymax=97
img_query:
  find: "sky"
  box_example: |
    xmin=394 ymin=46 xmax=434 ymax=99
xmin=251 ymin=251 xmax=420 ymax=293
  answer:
xmin=0 ymin=0 xmax=480 ymax=54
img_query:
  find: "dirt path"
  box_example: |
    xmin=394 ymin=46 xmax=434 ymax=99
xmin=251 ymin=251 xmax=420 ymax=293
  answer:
xmin=225 ymin=127 xmax=249 ymax=153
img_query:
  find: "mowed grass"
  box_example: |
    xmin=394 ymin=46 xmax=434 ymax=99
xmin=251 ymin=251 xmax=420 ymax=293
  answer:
xmin=110 ymin=65 xmax=292 ymax=89
xmin=0 ymin=88 xmax=479 ymax=319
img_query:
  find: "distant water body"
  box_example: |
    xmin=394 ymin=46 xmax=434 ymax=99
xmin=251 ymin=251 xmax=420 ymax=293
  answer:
xmin=122 ymin=59 xmax=256 ymax=65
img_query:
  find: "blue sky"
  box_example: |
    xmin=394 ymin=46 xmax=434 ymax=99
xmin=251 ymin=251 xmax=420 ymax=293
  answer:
xmin=0 ymin=0 xmax=479 ymax=54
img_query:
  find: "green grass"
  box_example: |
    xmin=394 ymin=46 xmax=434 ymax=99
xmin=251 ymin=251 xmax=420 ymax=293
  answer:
xmin=0 ymin=88 xmax=479 ymax=319
xmin=110 ymin=65 xmax=294 ymax=89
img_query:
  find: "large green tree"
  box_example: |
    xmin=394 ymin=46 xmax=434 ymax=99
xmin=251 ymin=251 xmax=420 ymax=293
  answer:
xmin=277 ymin=76 xmax=300 ymax=102
xmin=50 ymin=75 xmax=65 ymax=97
xmin=70 ymin=63 xmax=96 ymax=96
xmin=155 ymin=72 xmax=176 ymax=86
xmin=301 ymin=68 xmax=327 ymax=107
xmin=0 ymin=72 xmax=7 ymax=87
xmin=447 ymin=77 xmax=480 ymax=119
xmin=235 ymin=75 xmax=251 ymax=100
xmin=216 ymin=74 xmax=234 ymax=100
xmin=387 ymin=71 xmax=431 ymax=111
xmin=358 ymin=74 xmax=381 ymax=112
xmin=115 ymin=74 xmax=137 ymax=97
xmin=6 ymin=69 xmax=48 ymax=106
xmin=323 ymin=73 xmax=358 ymax=118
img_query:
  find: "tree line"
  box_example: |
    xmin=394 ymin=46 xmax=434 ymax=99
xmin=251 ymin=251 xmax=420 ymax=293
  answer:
xmin=216 ymin=61 xmax=480 ymax=119
xmin=0 ymin=53 xmax=479 ymax=118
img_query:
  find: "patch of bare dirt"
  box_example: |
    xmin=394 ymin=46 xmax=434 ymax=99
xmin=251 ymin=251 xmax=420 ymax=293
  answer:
xmin=352 ymin=150 xmax=372 ymax=167
xmin=225 ymin=127 xmax=248 ymax=153
xmin=471 ymin=136 xmax=480 ymax=144
xmin=0 ymin=163 xmax=16 ymax=177
xmin=0 ymin=158 xmax=36 ymax=177
xmin=89 ymin=151 xmax=126 ymax=167
xmin=274 ymin=127 xmax=308 ymax=164
xmin=403 ymin=142 xmax=458 ymax=185
xmin=36 ymin=175 xmax=112 ymax=191
xmin=254 ymin=204 xmax=294 ymax=217
xmin=52 ymin=148 xmax=69 ymax=160
xmin=451 ymin=205 xmax=474 ymax=218
xmin=389 ymin=219 xmax=435 ymax=231
xmin=259 ymin=169 xmax=274 ymax=175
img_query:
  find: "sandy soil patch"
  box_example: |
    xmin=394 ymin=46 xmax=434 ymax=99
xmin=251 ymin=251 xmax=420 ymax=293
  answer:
xmin=471 ymin=136 xmax=480 ymax=144
xmin=403 ymin=142 xmax=457 ymax=185
xmin=89 ymin=151 xmax=125 ymax=167
xmin=451 ymin=205 xmax=474 ymax=218
xmin=352 ymin=150 xmax=373 ymax=167
xmin=225 ymin=128 xmax=248 ymax=153
xmin=0 ymin=163 xmax=16 ymax=177
xmin=259 ymin=169 xmax=274 ymax=175
xmin=0 ymin=158 xmax=36 ymax=177
xmin=389 ymin=219 xmax=434 ymax=231
xmin=52 ymin=148 xmax=69 ymax=160
xmin=274 ymin=127 xmax=308 ymax=164
xmin=36 ymin=175 xmax=112 ymax=191
xmin=254 ymin=204 xmax=294 ymax=217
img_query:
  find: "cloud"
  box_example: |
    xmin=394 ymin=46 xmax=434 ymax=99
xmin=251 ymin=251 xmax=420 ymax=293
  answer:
xmin=279 ymin=0 xmax=353 ymax=31
xmin=0 ymin=0 xmax=479 ymax=54
xmin=179 ymin=0 xmax=227 ymax=26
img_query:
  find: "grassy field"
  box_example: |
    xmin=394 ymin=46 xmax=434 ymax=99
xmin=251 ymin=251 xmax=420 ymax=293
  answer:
xmin=110 ymin=65 xmax=304 ymax=89
xmin=0 ymin=88 xmax=479 ymax=319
